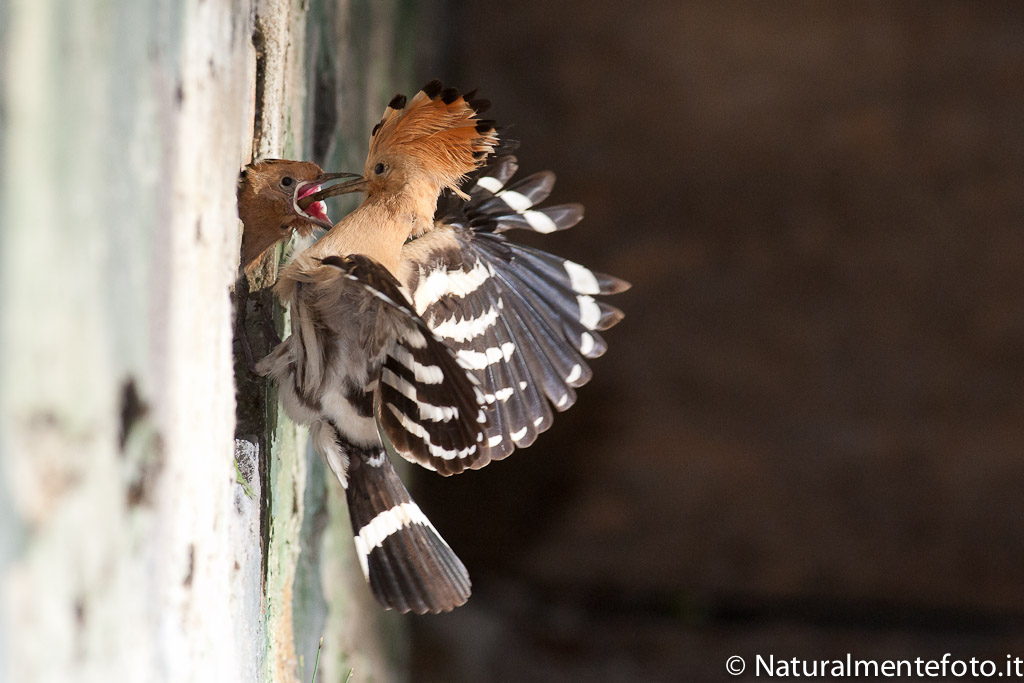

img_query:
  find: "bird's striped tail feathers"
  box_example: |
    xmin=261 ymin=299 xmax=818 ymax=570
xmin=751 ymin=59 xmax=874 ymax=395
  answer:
xmin=334 ymin=432 xmax=470 ymax=614
xmin=319 ymin=254 xmax=490 ymax=476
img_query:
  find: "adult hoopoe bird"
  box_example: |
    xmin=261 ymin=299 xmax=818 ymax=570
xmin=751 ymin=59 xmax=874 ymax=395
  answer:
xmin=240 ymin=80 xmax=628 ymax=614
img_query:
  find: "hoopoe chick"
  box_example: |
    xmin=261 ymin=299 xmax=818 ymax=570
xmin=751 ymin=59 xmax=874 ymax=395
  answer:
xmin=258 ymin=80 xmax=628 ymax=614
xmin=237 ymin=159 xmax=357 ymax=272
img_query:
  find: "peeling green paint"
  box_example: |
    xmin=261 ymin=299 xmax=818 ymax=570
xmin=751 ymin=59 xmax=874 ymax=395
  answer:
xmin=237 ymin=0 xmax=417 ymax=680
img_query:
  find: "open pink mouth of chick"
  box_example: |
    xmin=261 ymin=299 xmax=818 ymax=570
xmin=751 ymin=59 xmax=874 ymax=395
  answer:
xmin=296 ymin=182 xmax=331 ymax=227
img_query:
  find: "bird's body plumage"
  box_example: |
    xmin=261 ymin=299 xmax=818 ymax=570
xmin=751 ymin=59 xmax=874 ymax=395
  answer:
xmin=239 ymin=80 xmax=627 ymax=613
xmin=256 ymin=252 xmax=483 ymax=613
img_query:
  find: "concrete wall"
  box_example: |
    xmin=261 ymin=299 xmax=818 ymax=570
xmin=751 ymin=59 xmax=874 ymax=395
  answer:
xmin=0 ymin=1 xmax=411 ymax=681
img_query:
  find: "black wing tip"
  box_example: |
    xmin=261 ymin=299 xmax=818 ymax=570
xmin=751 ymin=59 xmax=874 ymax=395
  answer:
xmin=599 ymin=272 xmax=631 ymax=295
xmin=561 ymin=201 xmax=586 ymax=222
xmin=490 ymin=154 xmax=518 ymax=172
xmin=596 ymin=303 xmax=626 ymax=330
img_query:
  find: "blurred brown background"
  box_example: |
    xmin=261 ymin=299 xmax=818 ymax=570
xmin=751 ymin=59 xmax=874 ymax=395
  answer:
xmin=400 ymin=2 xmax=1024 ymax=680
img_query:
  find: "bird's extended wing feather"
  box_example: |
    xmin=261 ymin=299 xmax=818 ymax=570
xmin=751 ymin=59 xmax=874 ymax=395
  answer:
xmin=401 ymin=156 xmax=629 ymax=465
xmin=316 ymin=254 xmax=490 ymax=476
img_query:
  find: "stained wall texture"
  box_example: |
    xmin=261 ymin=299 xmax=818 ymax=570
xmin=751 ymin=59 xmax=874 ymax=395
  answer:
xmin=1 ymin=1 xmax=258 ymax=680
xmin=0 ymin=1 xmax=414 ymax=681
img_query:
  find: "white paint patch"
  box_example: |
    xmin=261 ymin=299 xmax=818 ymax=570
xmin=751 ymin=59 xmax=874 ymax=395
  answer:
xmin=353 ymin=502 xmax=432 ymax=579
xmin=413 ymin=260 xmax=494 ymax=313
xmin=511 ymin=426 xmax=528 ymax=442
xmin=565 ymin=364 xmax=582 ymax=384
xmin=577 ymin=295 xmax=602 ymax=330
xmin=488 ymin=434 xmax=504 ymax=447
xmin=476 ymin=175 xmax=504 ymax=193
xmin=556 ymin=394 xmax=570 ymax=408
xmin=388 ymin=405 xmax=478 ymax=461
xmin=455 ymin=342 xmax=517 ymax=370
xmin=390 ymin=346 xmax=443 ymax=384
xmin=579 ymin=331 xmax=595 ymax=357
xmin=497 ymin=189 xmax=533 ymax=212
xmin=367 ymin=452 xmax=387 ymax=467
xmin=564 ymin=260 xmax=601 ymax=294
xmin=519 ymin=381 xmax=528 ymax=390
xmin=533 ymin=416 xmax=545 ymax=427
xmin=523 ymin=210 xmax=557 ymax=233
xmin=432 ymin=305 xmax=499 ymax=342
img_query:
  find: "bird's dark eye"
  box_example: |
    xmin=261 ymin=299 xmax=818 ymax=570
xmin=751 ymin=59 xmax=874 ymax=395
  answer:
xmin=281 ymin=176 xmax=294 ymax=187
xmin=373 ymin=163 xmax=386 ymax=175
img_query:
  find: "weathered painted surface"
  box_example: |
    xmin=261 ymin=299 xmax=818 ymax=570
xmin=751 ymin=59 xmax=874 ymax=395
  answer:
xmin=0 ymin=0 xmax=411 ymax=681
xmin=292 ymin=3 xmax=414 ymax=680
xmin=0 ymin=0 xmax=258 ymax=679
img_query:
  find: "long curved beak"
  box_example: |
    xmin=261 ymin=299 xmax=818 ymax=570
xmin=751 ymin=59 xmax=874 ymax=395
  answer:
xmin=297 ymin=174 xmax=370 ymax=209
xmin=317 ymin=171 xmax=363 ymax=183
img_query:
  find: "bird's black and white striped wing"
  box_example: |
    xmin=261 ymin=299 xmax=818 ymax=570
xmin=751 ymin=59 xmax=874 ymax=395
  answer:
xmin=320 ymin=255 xmax=489 ymax=475
xmin=402 ymin=156 xmax=629 ymax=465
xmin=435 ymin=155 xmax=585 ymax=236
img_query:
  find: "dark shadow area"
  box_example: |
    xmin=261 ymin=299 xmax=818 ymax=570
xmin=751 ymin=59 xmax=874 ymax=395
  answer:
xmin=404 ymin=1 xmax=1024 ymax=680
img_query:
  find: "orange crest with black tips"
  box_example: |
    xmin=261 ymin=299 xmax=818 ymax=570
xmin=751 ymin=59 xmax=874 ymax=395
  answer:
xmin=368 ymin=80 xmax=498 ymax=198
